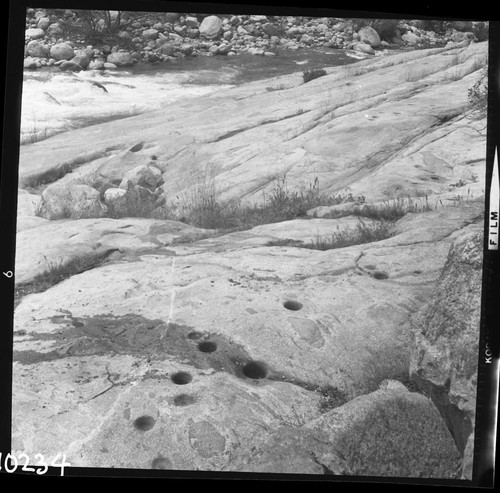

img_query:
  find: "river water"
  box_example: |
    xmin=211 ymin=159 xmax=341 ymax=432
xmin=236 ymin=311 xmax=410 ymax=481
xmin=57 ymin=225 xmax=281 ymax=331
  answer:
xmin=20 ymin=48 xmax=362 ymax=144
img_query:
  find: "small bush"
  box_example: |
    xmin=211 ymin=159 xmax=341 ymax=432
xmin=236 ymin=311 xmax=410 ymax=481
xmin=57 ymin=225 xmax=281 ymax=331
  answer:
xmin=372 ymin=19 xmax=400 ymax=42
xmin=169 ymin=174 xmax=360 ymax=231
xmin=467 ymin=67 xmax=488 ymax=121
xmin=353 ymin=197 xmax=433 ymax=222
xmin=302 ymin=68 xmax=327 ymax=83
xmin=317 ymin=385 xmax=350 ymax=412
xmin=304 ymin=220 xmax=394 ymax=250
xmin=267 ymin=219 xmax=395 ymax=250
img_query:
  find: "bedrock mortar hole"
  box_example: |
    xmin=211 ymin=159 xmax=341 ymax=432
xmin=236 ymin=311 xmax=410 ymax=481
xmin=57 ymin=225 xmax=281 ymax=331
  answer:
xmin=283 ymin=300 xmax=303 ymax=311
xmin=133 ymin=415 xmax=156 ymax=431
xmin=373 ymin=272 xmax=389 ymax=280
xmin=243 ymin=361 xmax=268 ymax=379
xmin=151 ymin=457 xmax=172 ymax=469
xmin=171 ymin=371 xmax=193 ymax=385
xmin=198 ymin=340 xmax=217 ymax=353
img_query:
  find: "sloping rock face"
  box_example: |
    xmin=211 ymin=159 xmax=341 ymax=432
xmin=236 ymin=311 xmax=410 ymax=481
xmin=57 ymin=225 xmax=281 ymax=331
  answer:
xmin=18 ymin=42 xmax=487 ymax=210
xmin=12 ymin=200 xmax=483 ymax=474
xmin=12 ymin=40 xmax=487 ymax=478
xmin=228 ymin=385 xmax=461 ymax=478
xmin=410 ymin=227 xmax=484 ymax=479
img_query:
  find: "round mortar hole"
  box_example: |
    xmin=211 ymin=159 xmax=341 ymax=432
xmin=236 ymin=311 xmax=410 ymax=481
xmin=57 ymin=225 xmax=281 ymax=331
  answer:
xmin=171 ymin=371 xmax=193 ymax=385
xmin=373 ymin=272 xmax=389 ymax=280
xmin=242 ymin=361 xmax=268 ymax=379
xmin=151 ymin=457 xmax=172 ymax=469
xmin=198 ymin=340 xmax=217 ymax=353
xmin=187 ymin=331 xmax=203 ymax=340
xmin=283 ymin=300 xmax=303 ymax=311
xmin=173 ymin=394 xmax=196 ymax=406
xmin=133 ymin=415 xmax=156 ymax=431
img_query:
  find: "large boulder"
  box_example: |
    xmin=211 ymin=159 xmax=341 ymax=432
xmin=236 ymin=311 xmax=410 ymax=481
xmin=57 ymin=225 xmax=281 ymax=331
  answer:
xmin=142 ymin=28 xmax=159 ymax=40
xmin=230 ymin=385 xmax=461 ymax=478
xmin=23 ymin=57 xmax=38 ymax=70
xmin=26 ymin=40 xmax=50 ymax=58
xmin=199 ymin=16 xmax=223 ymax=38
xmin=119 ymin=164 xmax=163 ymax=191
xmin=402 ymin=31 xmax=422 ymax=45
xmin=410 ymin=226 xmax=483 ymax=479
xmin=184 ymin=16 xmax=199 ymax=29
xmin=37 ymin=17 xmax=50 ymax=30
xmin=262 ymin=22 xmax=280 ymax=37
xmin=358 ymin=25 xmax=381 ymax=48
xmin=106 ymin=51 xmax=135 ymax=67
xmin=49 ymin=43 xmax=75 ymax=61
xmin=25 ymin=28 xmax=45 ymax=40
xmin=94 ymin=145 xmax=154 ymax=189
xmin=59 ymin=60 xmax=83 ymax=72
xmin=47 ymin=23 xmax=64 ymax=37
xmin=37 ymin=183 xmax=107 ymax=220
xmin=104 ymin=185 xmax=158 ymax=218
xmin=71 ymin=49 xmax=91 ymax=69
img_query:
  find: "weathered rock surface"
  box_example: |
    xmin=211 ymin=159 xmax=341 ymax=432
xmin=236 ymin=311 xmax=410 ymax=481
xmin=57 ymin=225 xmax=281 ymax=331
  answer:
xmin=228 ymin=385 xmax=461 ymax=478
xmin=38 ymin=182 xmax=107 ymax=220
xmin=18 ymin=42 xmax=487 ymax=211
xmin=11 ymin=39 xmax=487 ymax=477
xmin=12 ymin=199 xmax=483 ymax=472
xmin=410 ymin=227 xmax=484 ymax=479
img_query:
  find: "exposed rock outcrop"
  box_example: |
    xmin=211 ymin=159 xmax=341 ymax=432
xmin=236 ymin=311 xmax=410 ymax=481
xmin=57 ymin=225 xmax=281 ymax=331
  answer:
xmin=410 ymin=227 xmax=484 ymax=479
xmin=12 ymin=36 xmax=487 ymax=477
xmin=229 ymin=385 xmax=461 ymax=478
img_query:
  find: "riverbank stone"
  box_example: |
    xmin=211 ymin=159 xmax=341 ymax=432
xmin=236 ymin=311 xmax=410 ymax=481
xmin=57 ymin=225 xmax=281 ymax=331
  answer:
xmin=50 ymin=43 xmax=75 ymax=61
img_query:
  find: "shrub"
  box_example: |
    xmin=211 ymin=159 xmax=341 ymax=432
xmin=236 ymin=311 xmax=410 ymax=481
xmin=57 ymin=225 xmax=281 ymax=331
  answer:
xmin=467 ymin=67 xmax=488 ymax=121
xmin=353 ymin=197 xmax=433 ymax=222
xmin=317 ymin=385 xmax=350 ymax=412
xmin=372 ymin=19 xmax=400 ymax=42
xmin=71 ymin=10 xmax=145 ymax=47
xmin=302 ymin=68 xmax=327 ymax=83
xmin=472 ymin=22 xmax=489 ymax=42
xmin=167 ymin=174 xmax=361 ymax=231
xmin=267 ymin=219 xmax=395 ymax=250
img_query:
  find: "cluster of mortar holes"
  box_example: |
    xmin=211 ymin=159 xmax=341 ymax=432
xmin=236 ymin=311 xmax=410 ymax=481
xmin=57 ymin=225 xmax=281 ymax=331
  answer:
xmin=171 ymin=371 xmax=193 ymax=385
xmin=283 ymin=300 xmax=303 ymax=311
xmin=173 ymin=394 xmax=196 ymax=407
xmin=198 ymin=340 xmax=217 ymax=353
xmin=133 ymin=415 xmax=156 ymax=431
xmin=373 ymin=271 xmax=389 ymax=280
xmin=243 ymin=361 xmax=268 ymax=380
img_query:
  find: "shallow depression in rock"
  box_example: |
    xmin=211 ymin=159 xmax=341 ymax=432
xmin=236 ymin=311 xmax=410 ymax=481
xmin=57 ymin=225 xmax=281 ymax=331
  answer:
xmin=283 ymin=300 xmax=303 ymax=311
xmin=133 ymin=415 xmax=156 ymax=431
xmin=198 ymin=340 xmax=217 ymax=353
xmin=171 ymin=371 xmax=193 ymax=385
xmin=242 ymin=361 xmax=268 ymax=379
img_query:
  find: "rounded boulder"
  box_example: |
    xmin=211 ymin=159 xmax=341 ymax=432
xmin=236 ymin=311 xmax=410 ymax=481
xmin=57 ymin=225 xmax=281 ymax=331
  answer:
xmin=50 ymin=43 xmax=75 ymax=61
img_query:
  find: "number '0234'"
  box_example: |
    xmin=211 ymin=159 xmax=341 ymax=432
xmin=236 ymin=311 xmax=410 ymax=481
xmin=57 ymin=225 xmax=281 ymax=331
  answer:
xmin=0 ymin=452 xmax=71 ymax=476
